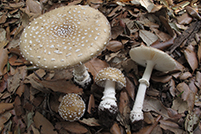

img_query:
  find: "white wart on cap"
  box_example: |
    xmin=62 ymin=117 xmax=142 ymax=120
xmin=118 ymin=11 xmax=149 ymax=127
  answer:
xmin=20 ymin=5 xmax=111 ymax=69
xmin=58 ymin=93 xmax=85 ymax=121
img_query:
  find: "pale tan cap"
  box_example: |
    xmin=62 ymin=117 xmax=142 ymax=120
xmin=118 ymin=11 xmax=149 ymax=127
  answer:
xmin=95 ymin=67 xmax=126 ymax=90
xmin=129 ymin=45 xmax=176 ymax=72
xmin=20 ymin=5 xmax=111 ymax=69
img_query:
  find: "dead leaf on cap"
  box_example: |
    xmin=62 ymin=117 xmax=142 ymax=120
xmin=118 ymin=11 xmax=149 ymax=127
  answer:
xmin=55 ymin=122 xmax=88 ymax=133
xmin=34 ymin=111 xmax=58 ymax=134
xmin=0 ymin=48 xmax=8 ymax=76
xmin=139 ymin=30 xmax=158 ymax=46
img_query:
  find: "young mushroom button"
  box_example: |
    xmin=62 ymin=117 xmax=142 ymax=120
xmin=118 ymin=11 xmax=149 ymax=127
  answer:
xmin=95 ymin=67 xmax=126 ymax=126
xmin=20 ymin=5 xmax=111 ymax=88
xmin=58 ymin=93 xmax=85 ymax=121
xmin=129 ymin=45 xmax=176 ymax=123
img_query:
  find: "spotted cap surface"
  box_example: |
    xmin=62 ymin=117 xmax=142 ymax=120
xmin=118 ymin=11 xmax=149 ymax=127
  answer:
xmin=95 ymin=67 xmax=126 ymax=90
xmin=58 ymin=93 xmax=85 ymax=121
xmin=20 ymin=5 xmax=111 ymax=69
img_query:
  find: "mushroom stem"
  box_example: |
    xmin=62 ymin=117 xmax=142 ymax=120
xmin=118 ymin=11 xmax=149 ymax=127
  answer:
xmin=102 ymin=80 xmax=116 ymax=101
xmin=99 ymin=80 xmax=117 ymax=111
xmin=130 ymin=60 xmax=155 ymax=122
xmin=73 ymin=64 xmax=91 ymax=88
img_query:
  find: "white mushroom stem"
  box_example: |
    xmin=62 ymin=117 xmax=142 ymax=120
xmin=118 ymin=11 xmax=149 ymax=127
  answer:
xmin=99 ymin=80 xmax=117 ymax=111
xmin=130 ymin=60 xmax=155 ymax=122
xmin=73 ymin=64 xmax=91 ymax=88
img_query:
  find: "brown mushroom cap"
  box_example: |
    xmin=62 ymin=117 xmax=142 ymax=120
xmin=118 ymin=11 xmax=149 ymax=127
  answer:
xmin=95 ymin=67 xmax=126 ymax=90
xmin=129 ymin=45 xmax=176 ymax=72
xmin=20 ymin=5 xmax=111 ymax=69
xmin=58 ymin=93 xmax=85 ymax=121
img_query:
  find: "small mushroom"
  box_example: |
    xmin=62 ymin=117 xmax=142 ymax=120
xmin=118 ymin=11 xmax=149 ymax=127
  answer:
xmin=129 ymin=45 xmax=176 ymax=123
xmin=58 ymin=93 xmax=85 ymax=121
xmin=95 ymin=67 xmax=126 ymax=127
xmin=20 ymin=5 xmax=111 ymax=88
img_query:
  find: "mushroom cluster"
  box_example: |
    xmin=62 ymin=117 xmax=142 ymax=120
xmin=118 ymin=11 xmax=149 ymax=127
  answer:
xmin=58 ymin=93 xmax=85 ymax=121
xmin=95 ymin=67 xmax=126 ymax=126
xmin=20 ymin=5 xmax=111 ymax=88
xmin=129 ymin=45 xmax=176 ymax=123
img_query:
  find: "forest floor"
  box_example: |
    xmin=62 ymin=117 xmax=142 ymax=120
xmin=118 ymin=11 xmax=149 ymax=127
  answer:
xmin=0 ymin=0 xmax=201 ymax=134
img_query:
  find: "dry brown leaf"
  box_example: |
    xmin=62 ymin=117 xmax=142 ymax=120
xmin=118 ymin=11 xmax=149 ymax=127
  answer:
xmin=36 ymin=79 xmax=83 ymax=94
xmin=110 ymin=122 xmax=121 ymax=134
xmin=87 ymin=94 xmax=95 ymax=114
xmin=159 ymin=120 xmax=187 ymax=134
xmin=0 ymin=48 xmax=8 ymax=76
xmin=7 ymin=66 xmax=27 ymax=94
xmin=0 ymin=103 xmax=14 ymax=114
xmin=179 ymin=72 xmax=192 ymax=80
xmin=0 ymin=111 xmax=12 ymax=127
xmin=198 ymin=43 xmax=201 ymax=63
xmin=26 ymin=0 xmax=42 ymax=14
xmin=131 ymin=0 xmax=154 ymax=13
xmin=183 ymin=46 xmax=198 ymax=72
xmin=106 ymin=41 xmax=123 ymax=52
xmin=34 ymin=111 xmax=58 ymax=134
xmin=111 ymin=26 xmax=124 ymax=39
xmin=139 ymin=30 xmax=158 ymax=46
xmin=176 ymin=82 xmax=195 ymax=111
xmin=143 ymin=97 xmax=169 ymax=119
xmin=79 ymin=118 xmax=100 ymax=127
xmin=151 ymin=74 xmax=172 ymax=83
xmin=177 ymin=13 xmax=192 ymax=25
xmin=172 ymin=97 xmax=188 ymax=113
xmin=119 ymin=89 xmax=130 ymax=116
xmin=85 ymin=58 xmax=109 ymax=81
xmin=55 ymin=122 xmax=88 ymax=133
xmin=125 ymin=78 xmax=135 ymax=101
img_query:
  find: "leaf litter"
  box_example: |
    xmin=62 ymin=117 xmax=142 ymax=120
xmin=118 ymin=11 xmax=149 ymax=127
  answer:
xmin=0 ymin=0 xmax=201 ymax=133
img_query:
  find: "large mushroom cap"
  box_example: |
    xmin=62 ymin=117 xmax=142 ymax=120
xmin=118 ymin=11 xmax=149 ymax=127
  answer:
xmin=95 ymin=67 xmax=126 ymax=90
xmin=58 ymin=93 xmax=85 ymax=121
xmin=20 ymin=5 xmax=111 ymax=69
xmin=129 ymin=45 xmax=176 ymax=72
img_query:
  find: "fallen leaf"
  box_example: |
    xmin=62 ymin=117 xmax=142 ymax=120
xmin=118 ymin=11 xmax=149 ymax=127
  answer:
xmin=185 ymin=110 xmax=200 ymax=133
xmin=85 ymin=58 xmax=109 ymax=81
xmin=171 ymin=97 xmax=188 ymax=113
xmin=87 ymin=94 xmax=95 ymax=114
xmin=0 ymin=103 xmax=14 ymax=114
xmin=33 ymin=111 xmax=58 ymax=134
xmin=36 ymin=79 xmax=83 ymax=93
xmin=79 ymin=118 xmax=100 ymax=127
xmin=106 ymin=41 xmax=124 ymax=52
xmin=55 ymin=122 xmax=88 ymax=133
xmin=0 ymin=48 xmax=8 ymax=76
xmin=131 ymin=0 xmax=155 ymax=13
xmin=177 ymin=13 xmax=192 ymax=25
xmin=143 ymin=97 xmax=169 ymax=119
xmin=139 ymin=30 xmax=158 ymax=46
xmin=176 ymin=82 xmax=195 ymax=111
xmin=0 ymin=111 xmax=12 ymax=127
xmin=125 ymin=78 xmax=135 ymax=100
xmin=26 ymin=0 xmax=42 ymax=14
xmin=110 ymin=122 xmax=121 ymax=134
xmin=183 ymin=45 xmax=198 ymax=72
xmin=159 ymin=120 xmax=187 ymax=134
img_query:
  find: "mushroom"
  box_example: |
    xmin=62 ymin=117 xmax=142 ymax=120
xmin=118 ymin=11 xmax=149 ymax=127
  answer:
xmin=58 ymin=93 xmax=85 ymax=121
xmin=129 ymin=45 xmax=176 ymax=123
xmin=95 ymin=67 xmax=126 ymax=127
xmin=20 ymin=5 xmax=111 ymax=88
